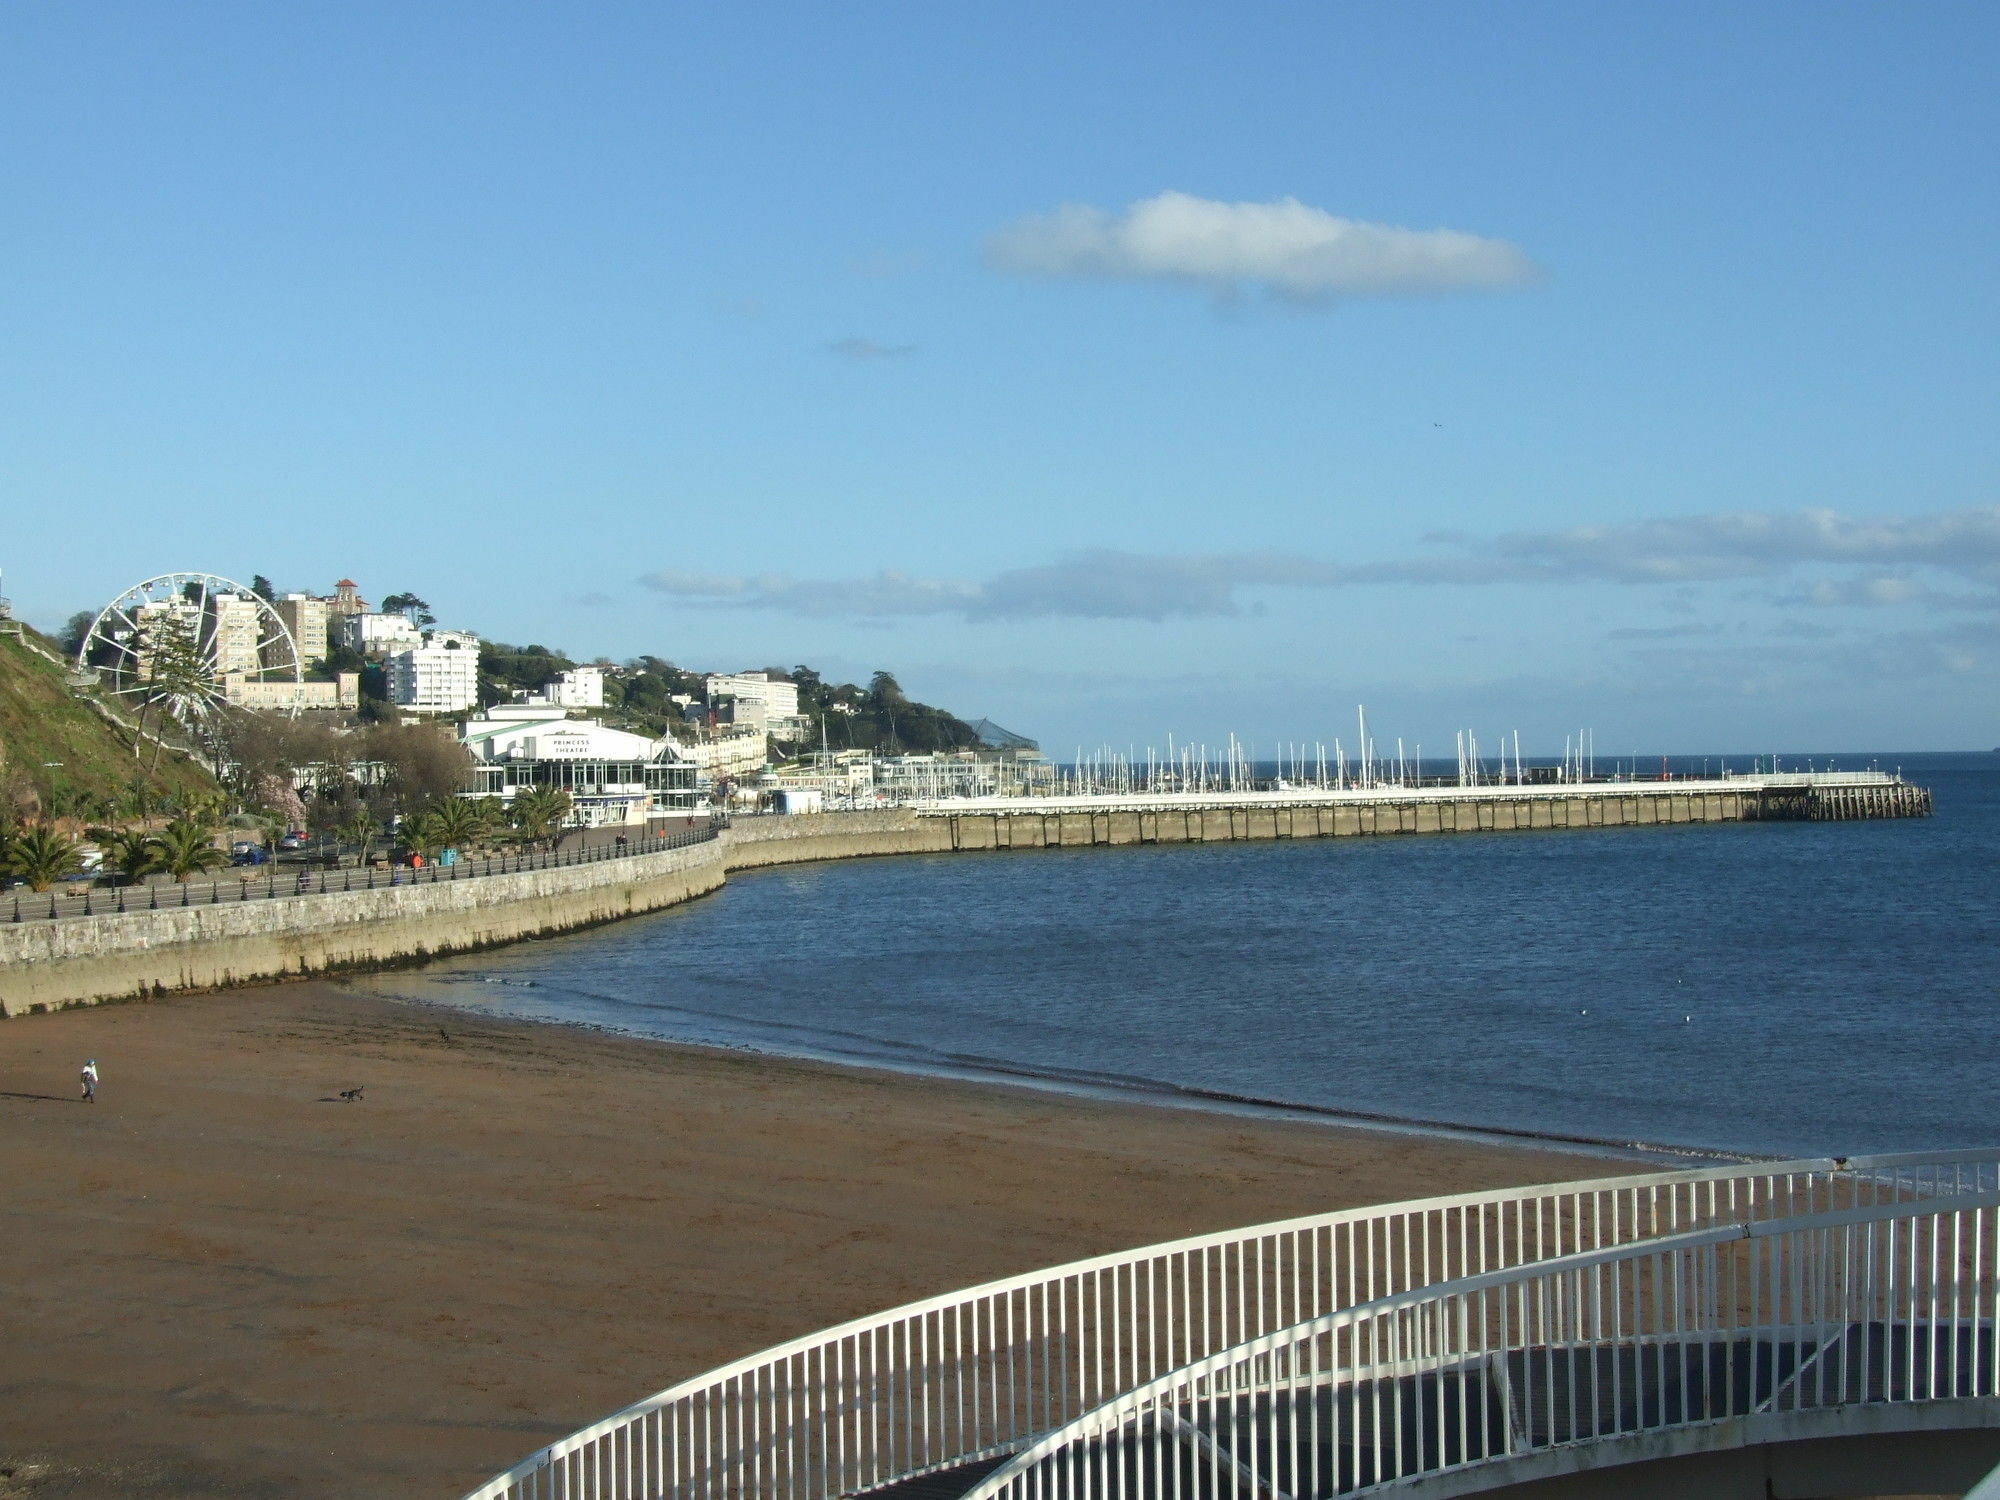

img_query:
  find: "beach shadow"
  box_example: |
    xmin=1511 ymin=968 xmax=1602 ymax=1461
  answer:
xmin=0 ymin=1090 xmax=83 ymax=1104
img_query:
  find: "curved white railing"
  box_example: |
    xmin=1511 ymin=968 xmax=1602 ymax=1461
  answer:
xmin=461 ymin=1151 xmax=2000 ymax=1500
xmin=966 ymin=1180 xmax=2000 ymax=1499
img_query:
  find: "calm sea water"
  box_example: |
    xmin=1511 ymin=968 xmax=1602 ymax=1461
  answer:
xmin=355 ymin=752 xmax=1998 ymax=1159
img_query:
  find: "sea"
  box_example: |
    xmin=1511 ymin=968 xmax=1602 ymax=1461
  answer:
xmin=350 ymin=751 xmax=1997 ymax=1162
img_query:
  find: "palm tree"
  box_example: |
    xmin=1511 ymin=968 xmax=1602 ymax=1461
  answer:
xmin=508 ymin=786 xmax=573 ymax=849
xmin=425 ymin=797 xmax=493 ymax=854
xmin=399 ymin=809 xmax=444 ymax=859
xmin=4 ymin=826 xmax=85 ymax=892
xmin=89 ymin=826 xmax=165 ymax=884
xmin=181 ymin=790 xmax=229 ymax=827
xmin=154 ymin=820 xmax=226 ymax=883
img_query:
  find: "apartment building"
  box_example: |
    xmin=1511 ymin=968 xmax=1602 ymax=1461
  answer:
xmin=704 ymin=670 xmax=799 ymax=719
xmin=274 ymin=592 xmax=331 ymax=664
xmin=386 ymin=630 xmax=481 ymax=715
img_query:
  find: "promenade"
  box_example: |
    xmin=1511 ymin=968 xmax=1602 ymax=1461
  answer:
xmin=3 ymin=820 xmax=718 ymax=925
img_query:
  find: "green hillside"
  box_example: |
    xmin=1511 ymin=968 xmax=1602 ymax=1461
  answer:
xmin=0 ymin=626 xmax=220 ymax=823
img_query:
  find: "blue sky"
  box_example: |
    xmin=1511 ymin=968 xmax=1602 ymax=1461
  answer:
xmin=4 ymin=2 xmax=1995 ymax=754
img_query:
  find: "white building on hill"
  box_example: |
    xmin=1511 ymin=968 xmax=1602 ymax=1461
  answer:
xmin=547 ymin=666 xmax=604 ymax=708
xmin=387 ymin=630 xmax=481 ymax=715
xmin=705 ymin=670 xmax=799 ymax=719
xmin=461 ymin=705 xmax=698 ymax=825
xmin=338 ymin=611 xmax=424 ymax=656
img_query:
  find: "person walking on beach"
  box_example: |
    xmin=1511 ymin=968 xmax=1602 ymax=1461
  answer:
xmin=80 ymin=1059 xmax=98 ymax=1105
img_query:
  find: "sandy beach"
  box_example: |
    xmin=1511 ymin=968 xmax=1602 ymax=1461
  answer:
xmin=0 ymin=983 xmax=1625 ymax=1499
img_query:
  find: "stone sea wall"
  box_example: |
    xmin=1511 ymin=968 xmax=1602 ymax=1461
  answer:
xmin=0 ymin=839 xmax=726 ymax=1016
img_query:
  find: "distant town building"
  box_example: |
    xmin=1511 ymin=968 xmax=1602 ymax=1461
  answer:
xmin=125 ymin=589 xmax=268 ymax=679
xmin=209 ymin=591 xmax=267 ymax=676
xmin=329 ymin=579 xmax=368 ymax=617
xmin=759 ymin=749 xmax=876 ymax=805
xmin=223 ymin=672 xmax=360 ymax=712
xmin=386 ymin=630 xmax=481 ymax=715
xmin=762 ymin=749 xmax=1053 ymax=805
xmin=705 ymin=671 xmax=800 ymax=720
xmin=501 ymin=665 xmax=606 ymax=714
xmin=677 ymin=724 xmax=769 ymax=788
xmin=336 ymin=611 xmax=424 ymax=656
xmin=718 ymin=697 xmax=767 ymax=729
xmin=547 ymin=666 xmax=604 ymax=709
xmin=274 ymin=593 xmax=331 ymax=665
xmin=461 ymin=704 xmax=698 ymax=825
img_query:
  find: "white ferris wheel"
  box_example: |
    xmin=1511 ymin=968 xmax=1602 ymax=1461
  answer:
xmin=78 ymin=572 xmax=304 ymax=725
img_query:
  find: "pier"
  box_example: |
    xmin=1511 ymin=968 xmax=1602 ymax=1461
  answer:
xmin=907 ymin=770 xmax=1930 ymax=851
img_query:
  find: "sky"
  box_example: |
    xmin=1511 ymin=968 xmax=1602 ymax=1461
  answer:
xmin=3 ymin=2 xmax=1996 ymax=755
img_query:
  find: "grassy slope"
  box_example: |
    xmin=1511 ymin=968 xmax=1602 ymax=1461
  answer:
xmin=0 ymin=628 xmax=219 ymax=813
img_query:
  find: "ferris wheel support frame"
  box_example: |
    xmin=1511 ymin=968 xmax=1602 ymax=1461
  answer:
xmin=77 ymin=573 xmax=307 ymax=754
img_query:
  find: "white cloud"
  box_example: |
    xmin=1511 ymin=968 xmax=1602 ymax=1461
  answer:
xmin=986 ymin=191 xmax=1538 ymax=301
xmin=1781 ymin=574 xmax=1933 ymax=609
xmin=1477 ymin=509 xmax=2000 ymax=586
xmin=828 ymin=337 xmax=917 ymax=360
xmin=638 ymin=508 xmax=2000 ymax=624
xmin=640 ymin=567 xmax=977 ymax=617
xmin=642 ymin=552 xmax=1344 ymax=622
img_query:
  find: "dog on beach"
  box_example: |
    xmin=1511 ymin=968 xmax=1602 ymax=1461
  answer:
xmin=338 ymin=1087 xmax=365 ymax=1103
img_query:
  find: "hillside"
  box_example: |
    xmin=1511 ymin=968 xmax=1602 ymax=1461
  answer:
xmin=480 ymin=645 xmax=985 ymax=754
xmin=0 ymin=626 xmax=220 ymax=823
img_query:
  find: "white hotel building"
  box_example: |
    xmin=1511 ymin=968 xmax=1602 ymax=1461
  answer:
xmin=387 ymin=630 xmax=481 ymax=715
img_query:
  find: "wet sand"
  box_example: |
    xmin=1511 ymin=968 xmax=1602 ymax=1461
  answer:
xmin=0 ymin=983 xmax=1624 ymax=1499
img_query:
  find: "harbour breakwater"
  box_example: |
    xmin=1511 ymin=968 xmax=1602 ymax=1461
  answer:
xmin=0 ymin=774 xmax=1929 ymax=1016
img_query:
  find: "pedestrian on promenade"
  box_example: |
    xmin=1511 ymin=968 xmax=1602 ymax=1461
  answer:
xmin=80 ymin=1059 xmax=98 ymax=1105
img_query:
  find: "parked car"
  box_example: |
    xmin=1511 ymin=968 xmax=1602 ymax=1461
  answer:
xmin=230 ymin=843 xmax=269 ymax=867
xmin=278 ymin=830 xmax=307 ymax=851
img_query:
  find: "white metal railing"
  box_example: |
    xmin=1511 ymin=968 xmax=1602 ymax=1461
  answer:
xmin=966 ymin=1180 xmax=2000 ymax=1499
xmin=460 ymin=1152 xmax=2000 ymax=1500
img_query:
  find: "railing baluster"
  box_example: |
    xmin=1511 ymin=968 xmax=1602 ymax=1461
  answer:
xmin=458 ymin=1151 xmax=2000 ymax=1500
